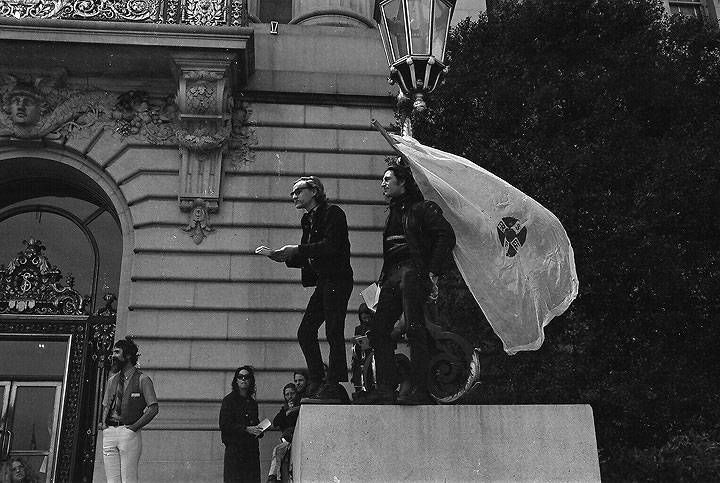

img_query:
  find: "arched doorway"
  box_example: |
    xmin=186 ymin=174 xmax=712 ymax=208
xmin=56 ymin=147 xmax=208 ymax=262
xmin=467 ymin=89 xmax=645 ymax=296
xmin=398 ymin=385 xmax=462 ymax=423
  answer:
xmin=0 ymin=155 xmax=124 ymax=482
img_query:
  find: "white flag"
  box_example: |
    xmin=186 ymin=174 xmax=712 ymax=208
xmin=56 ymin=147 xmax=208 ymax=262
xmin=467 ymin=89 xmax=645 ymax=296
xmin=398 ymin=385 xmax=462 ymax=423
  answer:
xmin=390 ymin=134 xmax=578 ymax=354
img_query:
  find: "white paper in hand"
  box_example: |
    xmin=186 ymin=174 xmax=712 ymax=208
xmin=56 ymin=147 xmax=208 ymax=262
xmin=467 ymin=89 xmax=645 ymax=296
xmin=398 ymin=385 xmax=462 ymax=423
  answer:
xmin=361 ymin=283 xmax=380 ymax=311
xmin=255 ymin=246 xmax=273 ymax=256
xmin=258 ymin=418 xmax=272 ymax=432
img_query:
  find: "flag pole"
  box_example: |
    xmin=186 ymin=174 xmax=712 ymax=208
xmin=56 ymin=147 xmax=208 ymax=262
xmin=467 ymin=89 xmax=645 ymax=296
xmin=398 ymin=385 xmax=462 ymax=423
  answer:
xmin=370 ymin=119 xmax=411 ymax=163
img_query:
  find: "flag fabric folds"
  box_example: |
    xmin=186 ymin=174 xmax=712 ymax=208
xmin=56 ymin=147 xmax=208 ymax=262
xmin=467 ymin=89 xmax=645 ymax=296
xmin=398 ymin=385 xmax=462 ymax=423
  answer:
xmin=390 ymin=134 xmax=578 ymax=354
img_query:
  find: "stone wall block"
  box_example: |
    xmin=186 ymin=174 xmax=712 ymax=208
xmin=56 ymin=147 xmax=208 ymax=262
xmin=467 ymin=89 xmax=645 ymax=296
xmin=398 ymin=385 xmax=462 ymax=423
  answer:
xmin=133 ymin=253 xmax=232 ymax=279
xmin=84 ymin=128 xmax=127 ymax=168
xmin=236 ymin=151 xmax=305 ymax=174
xmin=229 ymin=254 xmax=300 ymax=281
xmin=228 ymin=311 xmax=361 ymax=340
xmin=248 ymin=103 xmax=306 ymax=125
xmin=136 ymin=339 xmax=192 ymax=368
xmin=223 ymin=174 xmax=271 ymax=199
xmin=338 ymin=177 xmax=380 ymax=201
xmin=302 ymin=152 xmax=374 ymax=175
xmin=143 ymin=369 xmax=226 ymax=401
xmin=105 ymin=147 xmax=178 ymax=182
xmin=141 ymin=431 xmax=215 ymax=461
xmin=126 ymin=310 xmax=229 ymax=338
xmin=255 ymin=126 xmax=339 ymax=151
xmin=190 ymin=340 xmax=267 ymax=369
xmin=130 ymin=280 xmax=196 ymax=307
xmin=121 ymin=175 xmax=178 ymax=205
xmin=338 ymin=129 xmax=392 ymax=152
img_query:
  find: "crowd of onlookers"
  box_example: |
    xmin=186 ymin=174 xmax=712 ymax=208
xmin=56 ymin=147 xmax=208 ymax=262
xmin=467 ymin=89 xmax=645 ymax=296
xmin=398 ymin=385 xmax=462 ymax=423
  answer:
xmin=220 ymin=366 xmax=353 ymax=483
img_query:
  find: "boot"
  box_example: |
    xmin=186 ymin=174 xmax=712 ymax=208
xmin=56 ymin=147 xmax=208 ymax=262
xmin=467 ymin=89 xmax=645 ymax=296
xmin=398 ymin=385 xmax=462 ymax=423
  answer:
xmin=354 ymin=384 xmax=396 ymax=405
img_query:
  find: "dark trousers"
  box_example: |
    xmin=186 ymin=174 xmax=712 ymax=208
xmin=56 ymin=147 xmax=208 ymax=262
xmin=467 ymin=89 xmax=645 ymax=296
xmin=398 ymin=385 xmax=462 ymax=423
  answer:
xmin=223 ymin=444 xmax=260 ymax=483
xmin=298 ymin=277 xmax=353 ymax=383
xmin=368 ymin=261 xmax=431 ymax=388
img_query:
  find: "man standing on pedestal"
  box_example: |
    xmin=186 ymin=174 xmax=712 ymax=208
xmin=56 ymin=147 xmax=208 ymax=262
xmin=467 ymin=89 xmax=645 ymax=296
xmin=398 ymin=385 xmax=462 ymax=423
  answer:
xmin=263 ymin=176 xmax=353 ymax=400
xmin=99 ymin=337 xmax=159 ymax=482
xmin=363 ymin=162 xmax=456 ymax=405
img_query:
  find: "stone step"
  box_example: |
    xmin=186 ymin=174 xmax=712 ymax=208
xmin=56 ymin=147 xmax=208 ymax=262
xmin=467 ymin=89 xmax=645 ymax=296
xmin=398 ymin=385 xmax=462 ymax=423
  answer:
xmin=293 ymin=404 xmax=601 ymax=482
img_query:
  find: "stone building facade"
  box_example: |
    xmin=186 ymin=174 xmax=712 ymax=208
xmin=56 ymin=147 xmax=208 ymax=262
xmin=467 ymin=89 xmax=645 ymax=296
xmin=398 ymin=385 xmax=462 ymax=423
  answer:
xmin=2 ymin=0 xmax=708 ymax=480
xmin=0 ymin=0 xmax=486 ymax=478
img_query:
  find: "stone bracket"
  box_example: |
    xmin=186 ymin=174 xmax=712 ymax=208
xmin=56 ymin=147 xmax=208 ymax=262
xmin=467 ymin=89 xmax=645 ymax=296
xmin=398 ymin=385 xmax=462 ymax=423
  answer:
xmin=172 ymin=54 xmax=234 ymax=243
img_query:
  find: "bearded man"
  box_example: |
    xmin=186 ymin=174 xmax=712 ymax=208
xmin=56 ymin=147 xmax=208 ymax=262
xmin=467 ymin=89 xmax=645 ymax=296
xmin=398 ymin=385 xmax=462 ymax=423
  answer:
xmin=99 ymin=337 xmax=159 ymax=483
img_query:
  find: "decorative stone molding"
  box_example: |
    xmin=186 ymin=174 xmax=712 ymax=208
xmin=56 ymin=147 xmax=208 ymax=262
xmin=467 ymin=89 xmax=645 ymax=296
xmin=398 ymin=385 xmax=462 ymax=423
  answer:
xmin=0 ymin=0 xmax=250 ymax=25
xmin=0 ymin=238 xmax=90 ymax=315
xmin=182 ymin=197 xmax=216 ymax=244
xmin=0 ymin=73 xmax=115 ymax=140
xmin=173 ymin=55 xmax=233 ymax=243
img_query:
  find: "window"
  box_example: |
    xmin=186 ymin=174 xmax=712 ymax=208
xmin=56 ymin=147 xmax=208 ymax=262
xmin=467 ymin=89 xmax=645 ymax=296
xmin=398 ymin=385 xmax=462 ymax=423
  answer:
xmin=668 ymin=0 xmax=704 ymax=18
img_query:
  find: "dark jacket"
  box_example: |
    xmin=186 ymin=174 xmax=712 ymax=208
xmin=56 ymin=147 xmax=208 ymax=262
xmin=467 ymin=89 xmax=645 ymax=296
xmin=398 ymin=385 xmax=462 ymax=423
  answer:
xmin=286 ymin=201 xmax=353 ymax=287
xmin=380 ymin=193 xmax=456 ymax=282
xmin=219 ymin=391 xmax=261 ymax=450
xmin=272 ymin=403 xmax=299 ymax=432
xmin=272 ymin=402 xmax=300 ymax=442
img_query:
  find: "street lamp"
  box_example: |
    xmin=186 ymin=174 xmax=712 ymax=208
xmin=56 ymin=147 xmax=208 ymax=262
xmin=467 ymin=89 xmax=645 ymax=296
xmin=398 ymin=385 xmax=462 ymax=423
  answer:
xmin=374 ymin=0 xmax=456 ymax=134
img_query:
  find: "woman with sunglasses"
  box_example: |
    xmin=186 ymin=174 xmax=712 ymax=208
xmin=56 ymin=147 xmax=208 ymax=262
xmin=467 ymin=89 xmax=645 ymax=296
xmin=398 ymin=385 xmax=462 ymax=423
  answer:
xmin=219 ymin=366 xmax=264 ymax=482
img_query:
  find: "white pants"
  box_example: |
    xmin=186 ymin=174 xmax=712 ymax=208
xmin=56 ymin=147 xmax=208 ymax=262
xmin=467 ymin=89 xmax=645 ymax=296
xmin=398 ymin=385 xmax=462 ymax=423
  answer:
xmin=103 ymin=426 xmax=142 ymax=483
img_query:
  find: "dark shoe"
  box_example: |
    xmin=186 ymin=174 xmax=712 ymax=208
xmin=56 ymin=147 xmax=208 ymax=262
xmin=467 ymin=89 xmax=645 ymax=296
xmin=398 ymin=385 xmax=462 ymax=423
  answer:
xmin=304 ymin=382 xmax=349 ymax=404
xmin=354 ymin=386 xmax=396 ymax=405
xmin=397 ymin=387 xmax=434 ymax=405
xmin=305 ymin=380 xmax=322 ymax=398
xmin=267 ymin=476 xmax=279 ymax=483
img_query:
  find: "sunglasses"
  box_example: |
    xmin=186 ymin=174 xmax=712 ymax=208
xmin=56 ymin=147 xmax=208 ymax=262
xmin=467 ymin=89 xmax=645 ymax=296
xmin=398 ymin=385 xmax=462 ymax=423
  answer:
xmin=237 ymin=373 xmax=251 ymax=380
xmin=290 ymin=186 xmax=311 ymax=197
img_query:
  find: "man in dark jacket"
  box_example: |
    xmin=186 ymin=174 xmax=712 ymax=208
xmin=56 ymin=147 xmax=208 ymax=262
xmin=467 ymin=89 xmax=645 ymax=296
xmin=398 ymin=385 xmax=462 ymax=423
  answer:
xmin=363 ymin=163 xmax=456 ymax=405
xmin=266 ymin=176 xmax=353 ymax=400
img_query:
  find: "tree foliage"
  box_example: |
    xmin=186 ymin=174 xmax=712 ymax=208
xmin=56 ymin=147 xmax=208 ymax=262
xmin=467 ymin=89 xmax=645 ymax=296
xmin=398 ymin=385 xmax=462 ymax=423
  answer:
xmin=416 ymin=0 xmax=720 ymax=479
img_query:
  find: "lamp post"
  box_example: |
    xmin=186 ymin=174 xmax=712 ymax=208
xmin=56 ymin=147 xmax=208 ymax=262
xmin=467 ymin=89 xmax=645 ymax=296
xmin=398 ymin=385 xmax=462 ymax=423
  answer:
xmin=374 ymin=0 xmax=456 ymax=135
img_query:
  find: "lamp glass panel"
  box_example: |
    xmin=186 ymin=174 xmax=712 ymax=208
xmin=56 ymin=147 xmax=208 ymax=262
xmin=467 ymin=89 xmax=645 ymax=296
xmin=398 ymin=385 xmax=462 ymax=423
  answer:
xmin=432 ymin=0 xmax=451 ymax=60
xmin=382 ymin=0 xmax=409 ymax=60
xmin=407 ymin=0 xmax=431 ymax=55
xmin=378 ymin=24 xmax=393 ymax=64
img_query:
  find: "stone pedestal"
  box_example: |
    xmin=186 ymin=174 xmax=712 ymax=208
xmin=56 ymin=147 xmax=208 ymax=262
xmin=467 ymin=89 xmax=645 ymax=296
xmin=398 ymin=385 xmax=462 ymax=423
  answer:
xmin=292 ymin=404 xmax=601 ymax=482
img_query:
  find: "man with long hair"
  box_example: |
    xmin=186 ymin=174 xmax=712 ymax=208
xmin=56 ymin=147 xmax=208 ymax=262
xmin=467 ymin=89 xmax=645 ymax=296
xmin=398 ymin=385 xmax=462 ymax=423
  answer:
xmin=363 ymin=162 xmax=455 ymax=404
xmin=262 ymin=176 xmax=353 ymax=401
xmin=99 ymin=337 xmax=159 ymax=482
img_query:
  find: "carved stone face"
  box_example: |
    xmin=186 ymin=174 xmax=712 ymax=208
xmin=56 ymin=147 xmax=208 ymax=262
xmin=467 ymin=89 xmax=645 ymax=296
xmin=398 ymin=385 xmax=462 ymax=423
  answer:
xmin=9 ymin=94 xmax=41 ymax=126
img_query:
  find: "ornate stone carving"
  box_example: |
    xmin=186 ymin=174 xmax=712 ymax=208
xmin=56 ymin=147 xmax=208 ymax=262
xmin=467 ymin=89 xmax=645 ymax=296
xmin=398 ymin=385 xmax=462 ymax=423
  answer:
xmin=0 ymin=73 xmax=115 ymax=140
xmin=0 ymin=0 xmax=251 ymax=24
xmin=182 ymin=0 xmax=225 ymax=25
xmin=0 ymin=238 xmax=90 ymax=315
xmin=173 ymin=56 xmax=232 ymax=243
xmin=111 ymin=90 xmax=178 ymax=143
xmin=182 ymin=197 xmax=215 ymax=244
xmin=229 ymin=100 xmax=256 ymax=169
xmin=96 ymin=292 xmax=117 ymax=317
xmin=229 ymin=0 xmax=247 ymax=26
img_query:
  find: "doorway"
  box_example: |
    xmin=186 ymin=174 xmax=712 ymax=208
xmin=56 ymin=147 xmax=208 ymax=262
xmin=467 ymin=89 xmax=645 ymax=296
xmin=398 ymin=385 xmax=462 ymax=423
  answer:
xmin=0 ymin=336 xmax=69 ymax=482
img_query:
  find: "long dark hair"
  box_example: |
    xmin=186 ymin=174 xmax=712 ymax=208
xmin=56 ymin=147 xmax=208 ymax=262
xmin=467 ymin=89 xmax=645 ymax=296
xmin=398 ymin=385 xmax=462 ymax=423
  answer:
xmin=231 ymin=365 xmax=257 ymax=398
xmin=384 ymin=162 xmax=423 ymax=200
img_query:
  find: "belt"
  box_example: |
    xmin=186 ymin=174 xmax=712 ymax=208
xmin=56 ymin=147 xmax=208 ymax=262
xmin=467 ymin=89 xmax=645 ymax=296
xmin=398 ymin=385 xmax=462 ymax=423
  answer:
xmin=106 ymin=419 xmax=123 ymax=427
xmin=389 ymin=259 xmax=416 ymax=271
